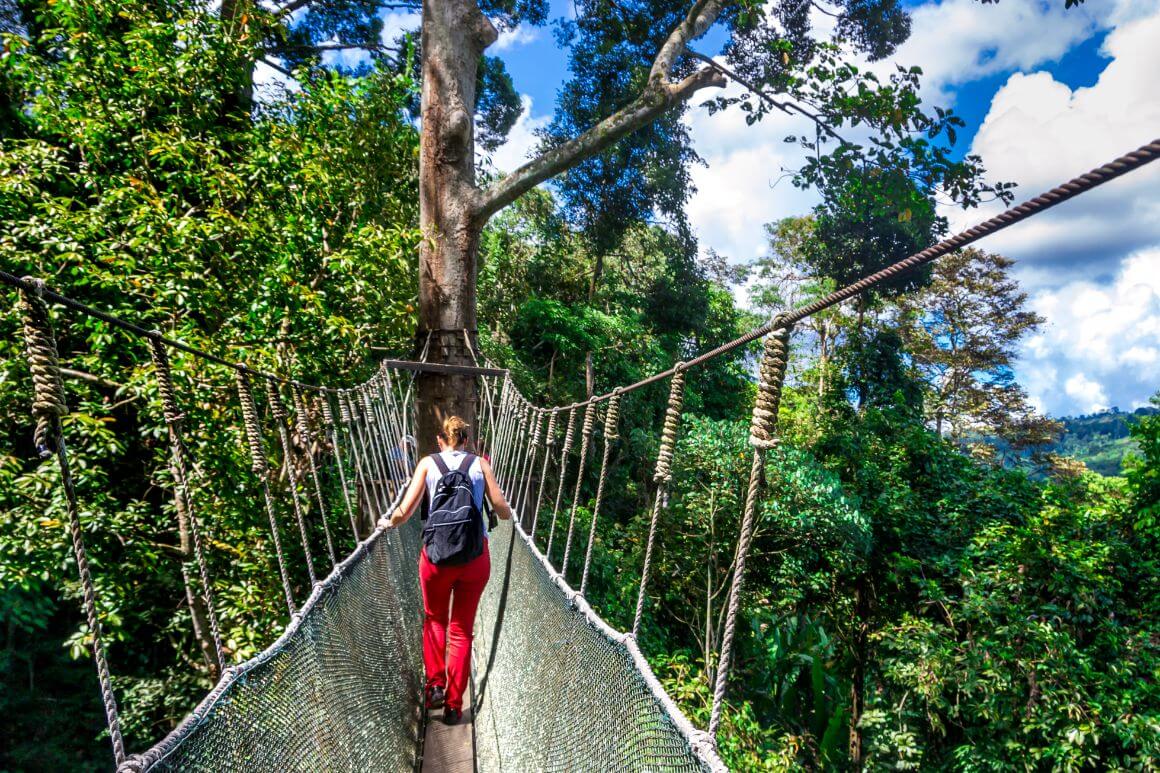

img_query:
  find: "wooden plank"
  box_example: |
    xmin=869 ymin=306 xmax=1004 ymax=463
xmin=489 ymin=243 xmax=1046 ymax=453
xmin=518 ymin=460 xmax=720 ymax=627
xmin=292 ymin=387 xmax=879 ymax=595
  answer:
xmin=382 ymin=359 xmax=507 ymax=378
xmin=420 ymin=680 xmax=476 ymax=773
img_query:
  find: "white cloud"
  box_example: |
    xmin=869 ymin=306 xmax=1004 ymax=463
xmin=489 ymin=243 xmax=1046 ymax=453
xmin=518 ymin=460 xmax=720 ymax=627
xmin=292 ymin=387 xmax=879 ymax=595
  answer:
xmin=944 ymin=5 xmax=1160 ymax=292
xmin=493 ymin=25 xmax=540 ymax=52
xmin=1019 ymin=248 xmax=1160 ymax=416
xmin=873 ymin=0 xmax=1102 ymax=101
xmin=684 ymin=76 xmax=821 ymax=267
xmin=481 ymin=95 xmax=550 ymax=173
xmin=1064 ymin=373 xmax=1109 ymax=413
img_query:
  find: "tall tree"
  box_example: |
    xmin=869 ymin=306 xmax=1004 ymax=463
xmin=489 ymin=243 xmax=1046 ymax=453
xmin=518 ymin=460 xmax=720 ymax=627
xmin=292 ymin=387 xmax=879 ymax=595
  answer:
xmin=408 ymin=0 xmax=1011 ymax=451
xmin=897 ymin=247 xmax=1061 ymax=450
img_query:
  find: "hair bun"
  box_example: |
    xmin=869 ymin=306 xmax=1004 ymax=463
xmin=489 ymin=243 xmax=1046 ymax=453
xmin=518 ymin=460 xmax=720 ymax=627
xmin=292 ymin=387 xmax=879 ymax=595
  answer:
xmin=440 ymin=415 xmax=471 ymax=447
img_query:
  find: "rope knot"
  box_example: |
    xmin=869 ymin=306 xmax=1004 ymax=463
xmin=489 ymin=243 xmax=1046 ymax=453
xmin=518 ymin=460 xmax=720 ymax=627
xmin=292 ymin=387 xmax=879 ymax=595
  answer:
xmin=147 ymin=339 xmax=186 ymax=427
xmin=603 ymin=393 xmax=622 ymax=441
xmin=19 ymin=281 xmax=68 ymax=457
xmin=581 ymin=400 xmax=597 ymax=437
xmin=235 ymin=371 xmax=268 ymax=476
xmin=265 ymin=378 xmax=289 ymax=423
xmin=749 ymin=320 xmax=792 ymax=449
xmin=653 ymin=369 xmax=686 ymax=483
xmin=544 ymin=409 xmax=559 ymax=446
xmin=319 ymin=394 xmax=335 ymax=425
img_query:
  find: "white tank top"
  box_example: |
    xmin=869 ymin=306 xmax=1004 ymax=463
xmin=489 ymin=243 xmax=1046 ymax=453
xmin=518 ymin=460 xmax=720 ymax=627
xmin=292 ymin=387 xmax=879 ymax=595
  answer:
xmin=425 ymin=450 xmax=488 ymax=537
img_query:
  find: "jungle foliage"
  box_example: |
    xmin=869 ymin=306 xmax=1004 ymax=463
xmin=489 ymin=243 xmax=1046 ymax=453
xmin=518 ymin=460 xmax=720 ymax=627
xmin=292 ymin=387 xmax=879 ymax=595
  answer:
xmin=0 ymin=0 xmax=1157 ymax=770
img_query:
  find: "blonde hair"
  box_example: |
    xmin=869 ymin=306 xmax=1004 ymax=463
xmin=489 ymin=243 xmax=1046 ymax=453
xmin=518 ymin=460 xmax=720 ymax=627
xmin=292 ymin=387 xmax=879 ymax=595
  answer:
xmin=439 ymin=416 xmax=471 ymax=448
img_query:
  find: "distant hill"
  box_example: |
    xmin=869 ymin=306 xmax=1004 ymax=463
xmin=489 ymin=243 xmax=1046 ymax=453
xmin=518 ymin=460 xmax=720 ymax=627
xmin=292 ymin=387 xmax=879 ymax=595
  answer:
xmin=1050 ymin=406 xmax=1158 ymax=476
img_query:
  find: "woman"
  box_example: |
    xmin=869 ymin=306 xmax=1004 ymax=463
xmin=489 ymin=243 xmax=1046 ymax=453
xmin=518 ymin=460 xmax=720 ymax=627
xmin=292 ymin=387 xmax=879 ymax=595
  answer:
xmin=380 ymin=416 xmax=512 ymax=725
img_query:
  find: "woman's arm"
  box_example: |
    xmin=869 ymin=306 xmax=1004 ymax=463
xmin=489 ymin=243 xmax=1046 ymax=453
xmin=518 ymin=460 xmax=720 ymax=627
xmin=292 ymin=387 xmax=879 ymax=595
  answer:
xmin=378 ymin=458 xmax=429 ymax=529
xmin=480 ymin=458 xmax=513 ymax=521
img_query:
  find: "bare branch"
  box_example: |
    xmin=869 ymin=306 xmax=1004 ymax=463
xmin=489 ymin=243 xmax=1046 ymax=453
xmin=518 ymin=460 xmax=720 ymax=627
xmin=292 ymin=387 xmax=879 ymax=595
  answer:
xmin=686 ymin=49 xmax=852 ymax=147
xmin=475 ymin=0 xmax=729 ymax=220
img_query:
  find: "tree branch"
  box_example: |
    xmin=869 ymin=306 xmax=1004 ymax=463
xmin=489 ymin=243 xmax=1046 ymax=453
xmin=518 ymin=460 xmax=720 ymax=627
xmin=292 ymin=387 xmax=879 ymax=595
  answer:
xmin=475 ymin=0 xmax=728 ymax=220
xmin=686 ymin=49 xmax=852 ymax=148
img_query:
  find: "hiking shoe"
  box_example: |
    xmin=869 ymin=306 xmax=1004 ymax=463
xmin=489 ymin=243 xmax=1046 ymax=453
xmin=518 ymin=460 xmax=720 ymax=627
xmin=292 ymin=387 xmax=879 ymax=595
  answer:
xmin=424 ymin=685 xmax=445 ymax=710
xmin=442 ymin=708 xmax=463 ymax=725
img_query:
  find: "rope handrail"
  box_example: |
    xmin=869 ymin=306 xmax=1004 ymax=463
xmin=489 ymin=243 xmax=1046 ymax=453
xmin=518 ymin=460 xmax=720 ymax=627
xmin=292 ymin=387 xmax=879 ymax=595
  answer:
xmin=0 ymin=270 xmax=404 ymax=393
xmin=531 ymin=137 xmax=1160 ymax=410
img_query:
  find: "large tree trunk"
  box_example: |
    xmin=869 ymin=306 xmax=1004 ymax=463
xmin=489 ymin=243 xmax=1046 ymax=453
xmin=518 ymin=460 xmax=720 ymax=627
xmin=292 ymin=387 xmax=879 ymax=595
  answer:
xmin=849 ymin=574 xmax=870 ymax=767
xmin=415 ymin=0 xmax=497 ymax=455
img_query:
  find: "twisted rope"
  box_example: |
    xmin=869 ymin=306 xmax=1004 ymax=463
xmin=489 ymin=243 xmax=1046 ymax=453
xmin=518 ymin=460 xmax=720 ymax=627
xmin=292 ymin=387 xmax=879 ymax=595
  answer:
xmin=267 ymin=379 xmax=318 ymax=586
xmin=653 ymin=367 xmax=686 ymax=483
xmin=19 ymin=285 xmax=126 ymax=763
xmin=546 ymin=404 xmax=578 ymax=556
xmin=530 ymin=408 xmax=559 ymax=540
xmin=235 ymin=371 xmax=296 ymax=615
xmin=634 ymin=367 xmax=687 ymax=638
xmin=149 ymin=339 xmax=225 ymax=676
xmin=294 ymin=385 xmax=337 ymax=566
xmin=581 ymin=390 xmax=621 ymax=595
xmin=531 ymin=138 xmax=1160 ymax=409
xmin=19 ymin=279 xmax=67 ymax=456
xmin=561 ymin=400 xmax=598 ymax=577
xmin=709 ymin=322 xmax=792 ymax=738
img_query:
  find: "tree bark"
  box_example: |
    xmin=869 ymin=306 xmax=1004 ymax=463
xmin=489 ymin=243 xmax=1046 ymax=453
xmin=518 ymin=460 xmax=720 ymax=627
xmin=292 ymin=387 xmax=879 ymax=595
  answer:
xmin=415 ymin=0 xmax=497 ymax=454
xmin=415 ymin=0 xmax=725 ymax=453
xmin=849 ymin=574 xmax=870 ymax=767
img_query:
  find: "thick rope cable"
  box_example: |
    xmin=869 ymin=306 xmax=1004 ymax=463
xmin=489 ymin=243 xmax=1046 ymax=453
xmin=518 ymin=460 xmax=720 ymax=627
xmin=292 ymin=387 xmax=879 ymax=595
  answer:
xmin=235 ymin=371 xmax=297 ymax=615
xmin=561 ymin=400 xmax=598 ymax=578
xmin=529 ymin=138 xmax=1160 ymax=409
xmin=19 ymin=283 xmax=127 ymax=764
xmin=708 ymin=320 xmax=792 ymax=738
xmin=292 ymin=384 xmax=338 ymax=566
xmin=529 ymin=408 xmax=559 ymax=540
xmin=149 ymin=339 xmax=226 ymax=676
xmin=266 ymin=379 xmax=318 ymax=586
xmin=321 ymin=393 xmax=361 ymax=542
xmin=633 ymin=366 xmax=685 ymax=640
xmin=581 ymin=390 xmax=620 ymax=596
xmin=546 ymin=403 xmax=578 ymax=556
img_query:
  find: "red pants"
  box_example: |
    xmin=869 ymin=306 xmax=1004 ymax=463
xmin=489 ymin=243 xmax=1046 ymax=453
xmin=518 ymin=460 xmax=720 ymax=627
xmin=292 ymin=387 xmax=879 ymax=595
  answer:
xmin=419 ymin=542 xmax=490 ymax=711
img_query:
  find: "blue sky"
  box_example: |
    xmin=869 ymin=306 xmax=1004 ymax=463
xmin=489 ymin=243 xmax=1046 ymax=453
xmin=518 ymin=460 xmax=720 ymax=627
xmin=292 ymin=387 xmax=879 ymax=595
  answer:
xmin=352 ymin=1 xmax=1160 ymax=418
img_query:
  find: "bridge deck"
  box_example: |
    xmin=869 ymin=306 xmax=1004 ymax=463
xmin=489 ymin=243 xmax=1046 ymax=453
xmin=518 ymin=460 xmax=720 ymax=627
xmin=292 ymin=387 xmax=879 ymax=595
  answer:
xmin=419 ymin=680 xmax=476 ymax=773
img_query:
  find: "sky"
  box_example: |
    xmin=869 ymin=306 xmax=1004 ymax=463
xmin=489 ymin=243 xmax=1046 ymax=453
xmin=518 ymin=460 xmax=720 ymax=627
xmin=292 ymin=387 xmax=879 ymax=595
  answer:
xmin=313 ymin=0 xmax=1160 ymax=419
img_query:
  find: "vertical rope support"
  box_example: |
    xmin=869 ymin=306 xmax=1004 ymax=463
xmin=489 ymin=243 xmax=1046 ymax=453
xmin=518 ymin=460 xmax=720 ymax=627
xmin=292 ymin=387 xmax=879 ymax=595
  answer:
xmin=235 ymin=371 xmax=296 ymax=616
xmin=508 ymin=403 xmax=530 ymax=514
xmin=530 ymin=408 xmax=558 ymax=540
xmin=517 ymin=408 xmax=544 ymax=530
xmin=709 ymin=320 xmax=792 ymax=739
xmin=561 ymin=400 xmax=598 ymax=578
xmin=321 ymin=393 xmax=360 ymax=543
xmin=581 ymin=390 xmax=620 ymax=596
xmin=266 ymin=378 xmax=318 ymax=586
xmin=19 ymin=283 xmax=127 ymax=764
xmin=293 ymin=385 xmax=337 ymax=566
xmin=546 ymin=404 xmax=578 ymax=556
xmin=148 ymin=339 xmax=226 ymax=676
xmin=633 ymin=365 xmax=686 ymax=640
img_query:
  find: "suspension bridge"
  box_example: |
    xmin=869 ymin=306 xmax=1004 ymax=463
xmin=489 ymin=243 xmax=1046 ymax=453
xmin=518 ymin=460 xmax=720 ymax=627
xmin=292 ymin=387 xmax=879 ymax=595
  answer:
xmin=4 ymin=140 xmax=1158 ymax=771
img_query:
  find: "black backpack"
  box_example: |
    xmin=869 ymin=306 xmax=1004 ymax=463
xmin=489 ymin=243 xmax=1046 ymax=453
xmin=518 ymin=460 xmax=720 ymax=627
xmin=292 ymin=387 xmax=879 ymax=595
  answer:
xmin=422 ymin=454 xmax=485 ymax=565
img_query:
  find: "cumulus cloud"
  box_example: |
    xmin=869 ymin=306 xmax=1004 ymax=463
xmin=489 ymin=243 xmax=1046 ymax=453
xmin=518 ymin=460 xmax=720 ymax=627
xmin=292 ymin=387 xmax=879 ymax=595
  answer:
xmin=493 ymin=25 xmax=540 ymax=52
xmin=1019 ymin=247 xmax=1160 ymax=415
xmin=945 ymin=5 xmax=1160 ymax=291
xmin=876 ymin=0 xmax=1102 ymax=101
xmin=481 ymin=95 xmax=550 ymax=173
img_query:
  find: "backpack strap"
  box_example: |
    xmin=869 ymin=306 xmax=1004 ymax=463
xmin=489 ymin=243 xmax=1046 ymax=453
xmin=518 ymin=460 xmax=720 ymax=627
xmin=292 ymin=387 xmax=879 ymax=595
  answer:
xmin=431 ymin=453 xmax=451 ymax=476
xmin=457 ymin=453 xmax=476 ymax=474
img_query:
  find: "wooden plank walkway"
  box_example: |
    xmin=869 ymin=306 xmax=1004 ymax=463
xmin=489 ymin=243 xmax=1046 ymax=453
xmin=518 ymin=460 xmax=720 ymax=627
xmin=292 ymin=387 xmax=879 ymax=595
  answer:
xmin=419 ymin=680 xmax=476 ymax=773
